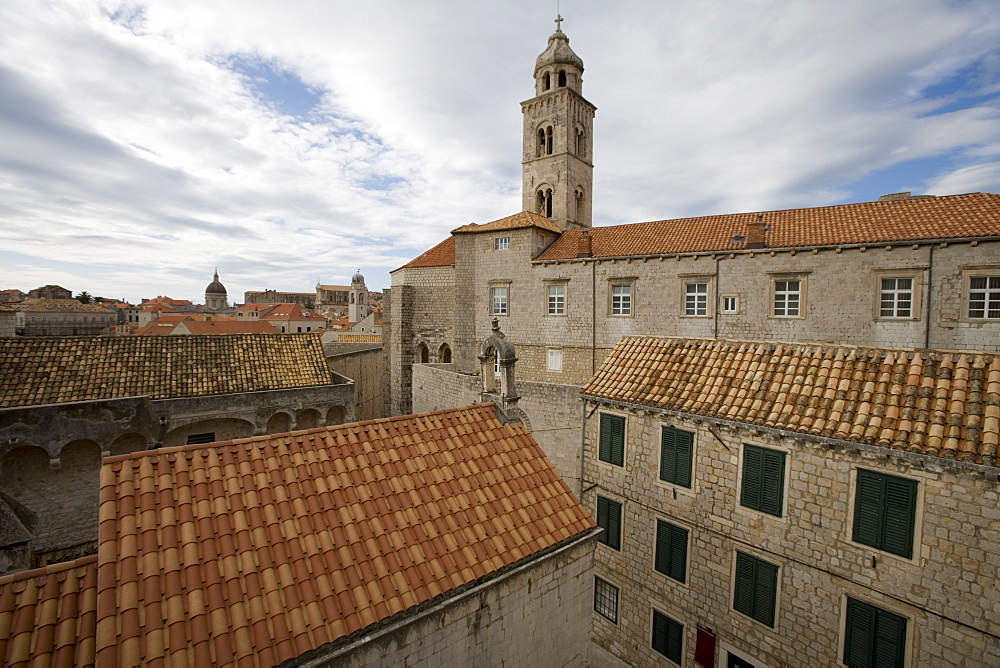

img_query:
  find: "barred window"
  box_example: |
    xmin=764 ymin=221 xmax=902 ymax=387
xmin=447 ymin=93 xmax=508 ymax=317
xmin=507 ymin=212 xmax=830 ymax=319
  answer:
xmin=593 ymin=577 xmax=618 ymax=623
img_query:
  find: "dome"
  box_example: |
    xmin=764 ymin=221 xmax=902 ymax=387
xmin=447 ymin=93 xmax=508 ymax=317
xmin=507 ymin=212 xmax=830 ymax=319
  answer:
xmin=534 ymin=29 xmax=584 ymax=76
xmin=205 ymin=271 xmax=227 ymax=295
xmin=351 ymin=270 xmax=365 ymax=284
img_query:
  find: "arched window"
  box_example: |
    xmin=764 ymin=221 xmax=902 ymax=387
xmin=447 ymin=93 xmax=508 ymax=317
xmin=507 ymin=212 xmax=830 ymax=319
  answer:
xmin=543 ymin=72 xmax=551 ymax=90
xmin=576 ymin=127 xmax=586 ymax=157
xmin=537 ymin=128 xmax=546 ymax=157
xmin=545 ymin=126 xmax=553 ymax=155
xmin=575 ymin=187 xmax=585 ymax=222
xmin=439 ymin=343 xmax=452 ymax=364
xmin=416 ymin=342 xmax=429 ymax=364
xmin=537 ymin=188 xmax=553 ymax=218
xmin=558 ymin=70 xmax=566 ymax=87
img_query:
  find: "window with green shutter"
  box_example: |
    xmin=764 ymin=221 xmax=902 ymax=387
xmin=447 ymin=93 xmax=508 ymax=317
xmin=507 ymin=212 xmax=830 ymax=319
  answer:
xmin=852 ymin=469 xmax=917 ymax=558
xmin=599 ymin=413 xmax=625 ymax=466
xmin=733 ymin=551 xmax=778 ymax=627
xmin=596 ymin=495 xmax=622 ymax=550
xmin=659 ymin=426 xmax=693 ymax=487
xmin=654 ymin=519 xmax=688 ymax=583
xmin=740 ymin=444 xmax=786 ymax=517
xmin=844 ymin=597 xmax=907 ymax=668
xmin=651 ymin=609 xmax=683 ymax=664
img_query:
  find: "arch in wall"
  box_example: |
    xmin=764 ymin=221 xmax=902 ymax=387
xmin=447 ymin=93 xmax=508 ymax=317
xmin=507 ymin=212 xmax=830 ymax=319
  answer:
xmin=575 ymin=125 xmax=586 ymax=157
xmin=439 ymin=343 xmax=452 ymax=364
xmin=163 ymin=419 xmax=254 ymax=448
xmin=296 ymin=408 xmax=322 ymax=430
xmin=545 ymin=125 xmax=553 ymax=154
xmin=326 ymin=405 xmax=347 ymax=426
xmin=110 ymin=433 xmax=147 ymax=457
xmin=558 ymin=69 xmax=566 ymax=87
xmin=537 ymin=187 xmax=553 ymax=218
xmin=266 ymin=412 xmax=293 ymax=434
xmin=416 ymin=342 xmax=430 ymax=364
xmin=542 ymin=71 xmax=551 ymax=90
xmin=59 ymin=440 xmax=102 ymax=469
xmin=574 ymin=187 xmax=586 ymax=222
xmin=0 ymin=445 xmax=49 ymax=488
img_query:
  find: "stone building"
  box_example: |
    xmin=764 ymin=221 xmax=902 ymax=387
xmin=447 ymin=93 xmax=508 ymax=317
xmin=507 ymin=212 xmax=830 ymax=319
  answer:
xmin=26 ymin=285 xmax=71 ymax=300
xmin=579 ymin=336 xmax=999 ymax=666
xmin=0 ymin=289 xmax=26 ymax=304
xmin=0 ymin=306 xmax=14 ymax=338
xmin=0 ymin=403 xmax=598 ymax=667
xmin=244 ymin=288 xmax=316 ymax=307
xmin=0 ymin=333 xmax=354 ymax=572
xmin=13 ymin=299 xmax=117 ymax=336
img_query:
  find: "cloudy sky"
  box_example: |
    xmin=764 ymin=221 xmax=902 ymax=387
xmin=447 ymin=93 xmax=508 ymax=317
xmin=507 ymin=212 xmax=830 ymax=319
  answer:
xmin=2 ymin=0 xmax=998 ymax=303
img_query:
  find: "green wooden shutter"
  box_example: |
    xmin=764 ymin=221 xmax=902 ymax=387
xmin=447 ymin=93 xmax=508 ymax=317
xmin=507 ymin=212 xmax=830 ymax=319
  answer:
xmin=652 ymin=610 xmax=683 ymax=664
xmin=599 ymin=414 xmax=625 ymax=466
xmin=655 ymin=520 xmax=689 ymax=584
xmin=733 ymin=552 xmax=756 ymax=619
xmin=844 ymin=597 xmax=874 ymax=667
xmin=597 ymin=496 xmax=621 ymax=550
xmin=660 ymin=427 xmax=693 ymax=487
xmin=873 ymin=606 xmax=907 ymax=668
xmin=753 ymin=558 xmax=778 ymax=627
xmin=853 ymin=469 xmax=884 ymax=549
xmin=740 ymin=446 xmax=763 ymax=509
xmin=881 ymin=475 xmax=917 ymax=559
xmin=760 ymin=448 xmax=785 ymax=516
xmin=844 ymin=597 xmax=906 ymax=668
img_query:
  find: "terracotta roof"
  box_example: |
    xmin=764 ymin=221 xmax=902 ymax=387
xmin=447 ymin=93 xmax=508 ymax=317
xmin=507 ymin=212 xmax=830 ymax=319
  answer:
xmin=452 ymin=210 xmax=564 ymax=235
xmin=259 ymin=303 xmax=326 ymax=321
xmin=13 ymin=299 xmax=115 ymax=314
xmin=336 ymin=334 xmax=383 ymax=343
xmin=0 ymin=555 xmax=99 ymax=667
xmin=175 ymin=320 xmax=276 ymax=335
xmin=316 ymin=285 xmax=350 ymax=292
xmin=399 ymin=236 xmax=456 ymax=269
xmin=583 ymin=337 xmax=1000 ymax=466
xmin=537 ymin=192 xmax=1000 ymax=260
xmin=89 ymin=404 xmax=593 ymax=666
xmin=237 ymin=303 xmax=278 ymax=313
xmin=140 ymin=303 xmax=179 ymax=314
xmin=0 ymin=333 xmax=334 ymax=408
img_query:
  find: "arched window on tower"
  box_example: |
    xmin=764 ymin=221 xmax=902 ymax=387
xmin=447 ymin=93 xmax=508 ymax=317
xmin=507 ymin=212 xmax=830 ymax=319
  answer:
xmin=543 ymin=72 xmax=551 ymax=91
xmin=558 ymin=70 xmax=566 ymax=87
xmin=575 ymin=187 xmax=585 ymax=222
xmin=439 ymin=343 xmax=452 ymax=364
xmin=416 ymin=342 xmax=429 ymax=364
xmin=575 ymin=127 xmax=586 ymax=157
xmin=545 ymin=126 xmax=553 ymax=155
xmin=537 ymin=128 xmax=546 ymax=157
xmin=537 ymin=188 xmax=553 ymax=218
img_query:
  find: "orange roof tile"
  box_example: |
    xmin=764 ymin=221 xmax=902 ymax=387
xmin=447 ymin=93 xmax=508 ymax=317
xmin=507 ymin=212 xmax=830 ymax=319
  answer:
xmin=452 ymin=210 xmax=564 ymax=235
xmin=90 ymin=404 xmax=593 ymax=665
xmin=176 ymin=320 xmax=277 ymax=335
xmin=582 ymin=337 xmax=1000 ymax=466
xmin=400 ymin=236 xmax=456 ymax=269
xmin=0 ymin=556 xmax=99 ymax=667
xmin=537 ymin=192 xmax=1000 ymax=260
xmin=259 ymin=303 xmax=326 ymax=321
xmin=0 ymin=333 xmax=334 ymax=408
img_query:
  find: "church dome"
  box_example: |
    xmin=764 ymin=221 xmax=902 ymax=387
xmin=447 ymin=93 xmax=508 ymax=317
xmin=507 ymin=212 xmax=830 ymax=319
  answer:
xmin=351 ymin=271 xmax=365 ymax=284
xmin=205 ymin=272 xmax=227 ymax=295
xmin=534 ymin=29 xmax=584 ymax=75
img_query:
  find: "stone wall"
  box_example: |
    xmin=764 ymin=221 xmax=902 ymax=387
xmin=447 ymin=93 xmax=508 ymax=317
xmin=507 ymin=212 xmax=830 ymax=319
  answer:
xmin=301 ymin=532 xmax=598 ymax=668
xmin=583 ymin=402 xmax=1000 ymax=666
xmin=326 ymin=344 xmax=383 ymax=421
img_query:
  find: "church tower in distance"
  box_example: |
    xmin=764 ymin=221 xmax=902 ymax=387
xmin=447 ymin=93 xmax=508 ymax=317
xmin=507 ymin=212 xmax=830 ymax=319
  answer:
xmin=521 ymin=16 xmax=595 ymax=230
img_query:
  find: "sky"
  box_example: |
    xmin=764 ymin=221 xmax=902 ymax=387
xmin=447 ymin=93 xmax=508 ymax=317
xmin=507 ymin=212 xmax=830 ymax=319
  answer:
xmin=1 ymin=0 xmax=999 ymax=304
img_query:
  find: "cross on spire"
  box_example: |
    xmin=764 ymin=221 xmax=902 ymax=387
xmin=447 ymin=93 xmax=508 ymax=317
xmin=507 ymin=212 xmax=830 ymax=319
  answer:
xmin=554 ymin=14 xmax=563 ymax=31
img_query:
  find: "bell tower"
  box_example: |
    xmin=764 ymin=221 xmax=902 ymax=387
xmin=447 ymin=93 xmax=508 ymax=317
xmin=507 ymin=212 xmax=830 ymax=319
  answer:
xmin=521 ymin=15 xmax=595 ymax=229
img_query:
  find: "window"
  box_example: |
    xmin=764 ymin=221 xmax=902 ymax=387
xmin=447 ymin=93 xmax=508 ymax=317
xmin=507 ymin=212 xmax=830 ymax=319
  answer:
xmin=740 ymin=444 xmax=786 ymax=517
xmin=722 ymin=295 xmax=739 ymax=313
xmin=773 ymin=279 xmax=801 ymax=317
xmin=596 ymin=496 xmax=621 ymax=550
xmin=659 ymin=426 xmax=693 ymax=488
xmin=494 ymin=237 xmax=510 ymax=250
xmin=611 ymin=284 xmax=632 ymax=316
xmin=654 ymin=520 xmax=688 ymax=583
xmin=733 ymin=551 xmax=778 ymax=627
xmin=880 ymin=277 xmax=913 ymax=317
xmin=843 ymin=597 xmax=907 ymax=668
xmin=652 ymin=610 xmax=683 ymax=664
xmin=593 ymin=577 xmax=618 ymax=623
xmin=598 ymin=413 xmax=625 ymax=466
xmin=685 ymin=282 xmax=708 ymax=316
xmin=546 ymin=348 xmax=562 ymax=371
xmin=547 ymin=284 xmax=565 ymax=315
xmin=852 ymin=469 xmax=917 ymax=559
xmin=186 ymin=432 xmax=216 ymax=445
xmin=968 ymin=275 xmax=1000 ymax=319
xmin=490 ymin=286 xmax=508 ymax=315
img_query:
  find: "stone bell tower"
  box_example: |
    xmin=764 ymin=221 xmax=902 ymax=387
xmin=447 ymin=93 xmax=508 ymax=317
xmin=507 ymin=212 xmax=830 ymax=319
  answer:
xmin=521 ymin=15 xmax=596 ymax=230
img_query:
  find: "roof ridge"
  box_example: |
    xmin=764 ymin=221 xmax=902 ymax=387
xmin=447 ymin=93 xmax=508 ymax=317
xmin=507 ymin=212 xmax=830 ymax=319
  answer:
xmin=0 ymin=554 xmax=98 ymax=586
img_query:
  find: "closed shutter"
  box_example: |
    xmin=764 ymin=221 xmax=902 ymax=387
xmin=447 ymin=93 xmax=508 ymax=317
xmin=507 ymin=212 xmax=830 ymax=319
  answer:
xmin=844 ymin=597 xmax=874 ymax=667
xmin=655 ymin=520 xmax=688 ymax=583
xmin=844 ymin=597 xmax=906 ymax=668
xmin=652 ymin=610 xmax=683 ymax=664
xmin=740 ymin=446 xmax=763 ymax=509
xmin=660 ymin=427 xmax=693 ymax=487
xmin=740 ymin=445 xmax=785 ymax=516
xmin=853 ymin=469 xmax=916 ymax=558
xmin=733 ymin=552 xmax=756 ymax=619
xmin=597 ymin=496 xmax=621 ymax=550
xmin=599 ymin=414 xmax=625 ymax=466
xmin=733 ymin=551 xmax=778 ymax=627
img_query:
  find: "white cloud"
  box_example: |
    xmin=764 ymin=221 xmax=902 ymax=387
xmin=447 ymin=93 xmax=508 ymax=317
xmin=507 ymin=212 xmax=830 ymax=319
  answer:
xmin=0 ymin=0 xmax=998 ymax=302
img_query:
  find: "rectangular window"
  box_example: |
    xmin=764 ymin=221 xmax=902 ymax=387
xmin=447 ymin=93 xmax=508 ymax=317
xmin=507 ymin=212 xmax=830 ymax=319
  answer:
xmin=740 ymin=444 xmax=786 ymax=517
xmin=547 ymin=284 xmax=565 ymax=315
xmin=490 ymin=286 xmax=508 ymax=314
xmin=844 ymin=597 xmax=907 ymax=668
xmin=880 ymin=277 xmax=913 ymax=318
xmin=186 ymin=432 xmax=216 ymax=445
xmin=611 ymin=284 xmax=631 ymax=315
xmin=494 ymin=237 xmax=510 ymax=250
xmin=598 ymin=413 xmax=625 ymax=466
xmin=773 ymin=280 xmax=801 ymax=317
xmin=852 ymin=469 xmax=917 ymax=559
xmin=593 ymin=577 xmax=618 ymax=623
xmin=652 ymin=610 xmax=684 ymax=664
xmin=546 ymin=348 xmax=562 ymax=371
xmin=733 ymin=551 xmax=778 ymax=627
xmin=596 ymin=496 xmax=622 ymax=550
xmin=968 ymin=275 xmax=1000 ymax=319
xmin=654 ymin=519 xmax=688 ymax=584
xmin=659 ymin=426 xmax=693 ymax=488
xmin=685 ymin=282 xmax=708 ymax=316
xmin=722 ymin=295 xmax=738 ymax=313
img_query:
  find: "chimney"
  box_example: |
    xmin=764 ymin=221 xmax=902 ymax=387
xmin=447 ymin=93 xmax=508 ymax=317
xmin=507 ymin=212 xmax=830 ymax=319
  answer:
xmin=746 ymin=214 xmax=767 ymax=249
xmin=577 ymin=230 xmax=593 ymax=258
